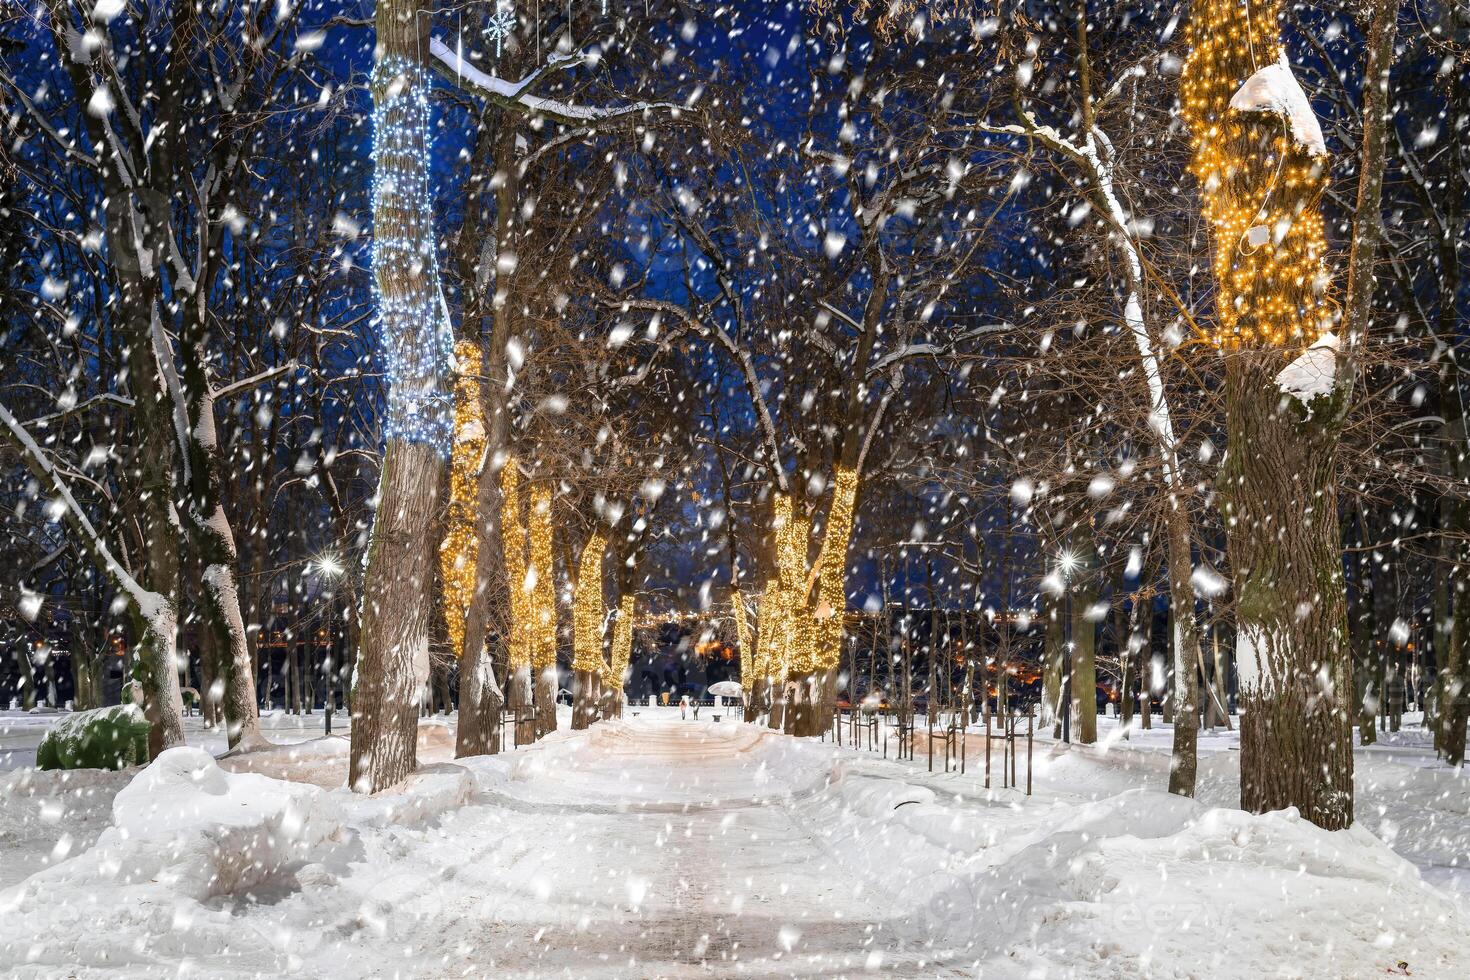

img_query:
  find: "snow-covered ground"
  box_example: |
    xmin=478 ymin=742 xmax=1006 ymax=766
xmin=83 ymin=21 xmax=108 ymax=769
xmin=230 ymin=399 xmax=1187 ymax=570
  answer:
xmin=1 ymin=710 xmax=1467 ymax=978
xmin=0 ymin=708 xmax=353 ymax=773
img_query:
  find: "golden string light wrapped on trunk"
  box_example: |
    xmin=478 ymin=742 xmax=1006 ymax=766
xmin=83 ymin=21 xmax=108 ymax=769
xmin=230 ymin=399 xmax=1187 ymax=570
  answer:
xmin=608 ymin=592 xmax=636 ymax=692
xmin=783 ymin=506 xmax=815 ymax=674
xmin=1181 ymin=0 xmax=1334 ymax=346
xmin=812 ymin=466 xmax=859 ymax=671
xmin=501 ymin=460 xmax=530 ymax=672
xmin=528 ymin=481 xmax=558 ymax=670
xmin=749 ymin=577 xmax=782 ymax=691
xmin=732 ymin=588 xmax=752 ymax=688
xmin=439 ymin=340 xmax=485 ymax=659
xmin=572 ymin=531 xmax=608 ymax=673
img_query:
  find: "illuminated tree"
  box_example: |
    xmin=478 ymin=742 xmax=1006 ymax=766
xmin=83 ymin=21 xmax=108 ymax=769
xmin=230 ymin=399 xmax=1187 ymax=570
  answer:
xmin=1180 ymin=0 xmax=1396 ymax=828
xmin=501 ymin=459 xmax=536 ymax=746
xmin=440 ymin=341 xmax=487 ymax=662
xmin=571 ymin=529 xmax=609 ymax=730
xmin=348 ymin=0 xmax=454 ymax=793
xmin=605 ymin=593 xmax=636 ymax=719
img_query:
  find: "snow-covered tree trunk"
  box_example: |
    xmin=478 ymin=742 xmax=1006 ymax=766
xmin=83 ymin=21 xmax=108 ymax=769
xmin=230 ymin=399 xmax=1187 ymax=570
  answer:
xmin=0 ymin=400 xmax=184 ymax=753
xmin=1184 ymin=0 xmax=1361 ymax=828
xmin=178 ymin=354 xmax=263 ymax=749
xmin=349 ymin=0 xmax=451 ymax=793
xmin=455 ymin=108 xmax=520 ymax=758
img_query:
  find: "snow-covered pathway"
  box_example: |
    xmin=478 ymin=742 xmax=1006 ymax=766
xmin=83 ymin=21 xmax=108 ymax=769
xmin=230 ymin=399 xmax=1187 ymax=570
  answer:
xmin=438 ymin=721 xmax=940 ymax=978
xmin=1 ymin=719 xmax=957 ymax=979
xmin=6 ymin=716 xmax=1470 ymax=979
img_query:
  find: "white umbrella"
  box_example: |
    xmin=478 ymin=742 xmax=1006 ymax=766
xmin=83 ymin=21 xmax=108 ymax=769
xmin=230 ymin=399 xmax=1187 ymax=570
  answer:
xmin=707 ymin=681 xmax=743 ymax=698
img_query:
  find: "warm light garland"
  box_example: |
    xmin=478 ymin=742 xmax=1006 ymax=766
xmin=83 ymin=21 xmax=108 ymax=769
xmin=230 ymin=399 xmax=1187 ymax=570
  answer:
xmin=607 ymin=593 xmax=635 ymax=692
xmin=781 ymin=500 xmax=816 ymax=675
xmin=528 ymin=482 xmax=557 ymax=669
xmin=370 ymin=55 xmax=453 ymax=444
xmin=439 ymin=341 xmax=485 ymax=658
xmin=732 ymin=588 xmax=752 ymax=689
xmin=572 ymin=531 xmax=608 ymax=672
xmin=811 ymin=466 xmax=858 ymax=672
xmin=501 ymin=460 xmax=531 ymax=671
xmin=750 ymin=577 xmax=782 ymax=691
xmin=1181 ymin=0 xmax=1333 ymax=346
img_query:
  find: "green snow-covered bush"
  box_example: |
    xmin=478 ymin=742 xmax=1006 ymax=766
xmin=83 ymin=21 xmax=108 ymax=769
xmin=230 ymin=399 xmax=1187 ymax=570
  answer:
xmin=35 ymin=704 xmax=151 ymax=771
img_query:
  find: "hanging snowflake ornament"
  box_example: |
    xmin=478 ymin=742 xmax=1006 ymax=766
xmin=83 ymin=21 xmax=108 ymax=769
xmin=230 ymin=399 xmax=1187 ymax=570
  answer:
xmin=484 ymin=1 xmax=515 ymax=57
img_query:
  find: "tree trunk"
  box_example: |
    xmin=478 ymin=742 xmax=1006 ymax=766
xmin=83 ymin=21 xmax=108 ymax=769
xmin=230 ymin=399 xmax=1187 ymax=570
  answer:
xmin=178 ymin=387 xmax=263 ymax=747
xmin=784 ymin=669 xmax=818 ymax=737
xmin=1431 ymin=21 xmax=1468 ymax=765
xmin=1212 ymin=623 xmax=1233 ymax=732
xmin=72 ymin=634 xmax=102 ymax=712
xmin=1164 ymin=506 xmax=1200 ymax=794
xmin=535 ymin=664 xmax=557 ymax=737
xmin=571 ymin=532 xmax=607 ymax=731
xmin=1223 ymin=357 xmax=1354 ymax=828
xmin=454 ymin=128 xmax=515 ymax=756
xmin=16 ymin=645 xmax=36 ymax=711
xmin=744 ymin=677 xmax=767 ymax=723
xmin=511 ymin=665 xmax=536 ymax=746
xmin=287 ymin=642 xmax=300 ymax=715
xmin=573 ymin=668 xmax=596 ymax=730
xmin=1350 ymin=502 xmax=1376 ymax=744
xmin=1183 ymin=0 xmax=1397 ymax=828
xmin=1042 ymin=591 xmax=1064 ymax=738
xmin=434 ymin=657 xmax=452 ymax=715
xmin=1140 ymin=646 xmax=1155 ymax=730
xmin=1072 ymin=577 xmax=1098 ymax=745
xmin=349 ymin=0 xmax=451 ymax=792
xmin=350 ymin=440 xmax=444 ymax=791
xmin=1161 ymin=604 xmax=1174 ymax=727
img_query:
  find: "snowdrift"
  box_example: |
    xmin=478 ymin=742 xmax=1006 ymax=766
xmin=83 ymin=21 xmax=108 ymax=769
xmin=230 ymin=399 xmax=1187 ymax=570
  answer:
xmin=818 ymin=776 xmax=1470 ymax=978
xmin=0 ymin=747 xmax=348 ymax=972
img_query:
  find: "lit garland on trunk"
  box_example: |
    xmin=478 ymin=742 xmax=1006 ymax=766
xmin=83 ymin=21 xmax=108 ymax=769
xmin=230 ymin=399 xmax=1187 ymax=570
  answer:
xmin=749 ymin=577 xmax=782 ymax=692
xmin=607 ymin=592 xmax=635 ymax=694
xmin=369 ymin=55 xmax=453 ymax=444
xmin=528 ymin=481 xmax=558 ymax=671
xmin=783 ymin=506 xmax=814 ymax=674
xmin=501 ymin=460 xmax=530 ymax=672
xmin=1181 ymin=0 xmax=1333 ymax=345
xmin=811 ymin=466 xmax=858 ymax=672
xmin=732 ymin=588 xmax=752 ymax=688
xmin=572 ymin=531 xmax=608 ymax=672
xmin=1182 ymin=0 xmax=1356 ymax=829
xmin=439 ymin=341 xmax=485 ymax=658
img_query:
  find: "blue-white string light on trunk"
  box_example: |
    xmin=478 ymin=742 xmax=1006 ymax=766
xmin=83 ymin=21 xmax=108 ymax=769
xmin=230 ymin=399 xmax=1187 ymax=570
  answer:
xmin=370 ymin=55 xmax=453 ymax=449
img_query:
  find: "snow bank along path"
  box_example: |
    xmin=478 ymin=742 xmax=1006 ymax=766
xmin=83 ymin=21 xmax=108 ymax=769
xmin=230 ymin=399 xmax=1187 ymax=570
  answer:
xmin=2 ymin=717 xmax=1468 ymax=978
